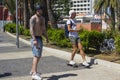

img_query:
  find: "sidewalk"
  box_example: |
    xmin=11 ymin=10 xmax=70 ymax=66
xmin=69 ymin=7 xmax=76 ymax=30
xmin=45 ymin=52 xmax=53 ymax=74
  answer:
xmin=0 ymin=31 xmax=120 ymax=80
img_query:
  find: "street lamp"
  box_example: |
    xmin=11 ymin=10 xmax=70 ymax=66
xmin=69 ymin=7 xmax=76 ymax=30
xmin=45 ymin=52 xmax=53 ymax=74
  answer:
xmin=16 ymin=0 xmax=19 ymax=48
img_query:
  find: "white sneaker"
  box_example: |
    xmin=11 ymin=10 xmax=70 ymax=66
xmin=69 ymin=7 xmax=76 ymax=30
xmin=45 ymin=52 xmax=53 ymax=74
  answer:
xmin=68 ymin=61 xmax=76 ymax=65
xmin=29 ymin=71 xmax=33 ymax=75
xmin=32 ymin=73 xmax=42 ymax=80
xmin=82 ymin=61 xmax=90 ymax=67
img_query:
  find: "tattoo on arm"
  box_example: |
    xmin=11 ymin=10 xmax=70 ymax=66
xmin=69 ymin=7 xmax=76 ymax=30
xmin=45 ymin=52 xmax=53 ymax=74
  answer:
xmin=30 ymin=18 xmax=36 ymax=40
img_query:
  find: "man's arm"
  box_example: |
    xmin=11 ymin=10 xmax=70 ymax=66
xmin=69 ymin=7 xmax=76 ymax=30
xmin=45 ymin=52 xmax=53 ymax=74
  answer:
xmin=30 ymin=17 xmax=36 ymax=40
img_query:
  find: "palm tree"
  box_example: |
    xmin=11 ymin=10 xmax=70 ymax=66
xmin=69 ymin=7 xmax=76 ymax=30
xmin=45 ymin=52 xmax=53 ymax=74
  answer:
xmin=117 ymin=0 xmax=120 ymax=30
xmin=46 ymin=0 xmax=71 ymax=28
xmin=29 ymin=0 xmax=35 ymax=16
xmin=41 ymin=0 xmax=48 ymax=28
xmin=4 ymin=0 xmax=16 ymax=22
xmin=94 ymin=0 xmax=118 ymax=31
xmin=0 ymin=0 xmax=3 ymax=5
xmin=46 ymin=0 xmax=57 ymax=28
xmin=23 ymin=0 xmax=29 ymax=29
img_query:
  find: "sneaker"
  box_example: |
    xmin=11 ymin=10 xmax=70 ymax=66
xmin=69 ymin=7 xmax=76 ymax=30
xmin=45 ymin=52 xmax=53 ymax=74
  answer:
xmin=32 ymin=73 xmax=42 ymax=80
xmin=29 ymin=71 xmax=33 ymax=75
xmin=67 ymin=61 xmax=78 ymax=68
xmin=82 ymin=61 xmax=90 ymax=67
xmin=68 ymin=61 xmax=75 ymax=65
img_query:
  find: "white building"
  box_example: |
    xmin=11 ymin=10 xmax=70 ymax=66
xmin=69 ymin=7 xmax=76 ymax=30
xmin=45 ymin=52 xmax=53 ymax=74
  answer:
xmin=70 ymin=0 xmax=95 ymax=14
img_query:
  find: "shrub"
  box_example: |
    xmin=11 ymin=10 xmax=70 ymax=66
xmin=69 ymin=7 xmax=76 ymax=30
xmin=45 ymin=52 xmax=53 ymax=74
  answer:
xmin=5 ymin=23 xmax=30 ymax=36
xmin=19 ymin=25 xmax=24 ymax=35
xmin=79 ymin=30 xmax=104 ymax=50
xmin=47 ymin=27 xmax=105 ymax=49
xmin=47 ymin=28 xmax=71 ymax=47
xmin=79 ymin=30 xmax=90 ymax=50
xmin=5 ymin=23 xmax=16 ymax=33
xmin=114 ymin=33 xmax=120 ymax=55
xmin=23 ymin=29 xmax=30 ymax=36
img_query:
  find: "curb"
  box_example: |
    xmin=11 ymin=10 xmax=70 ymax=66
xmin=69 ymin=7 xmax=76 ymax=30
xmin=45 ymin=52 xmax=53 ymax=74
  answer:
xmin=6 ymin=32 xmax=120 ymax=70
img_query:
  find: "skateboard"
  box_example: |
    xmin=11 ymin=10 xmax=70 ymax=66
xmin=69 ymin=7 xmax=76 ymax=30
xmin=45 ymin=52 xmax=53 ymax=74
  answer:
xmin=32 ymin=79 xmax=44 ymax=80
xmin=67 ymin=62 xmax=91 ymax=68
xmin=67 ymin=63 xmax=79 ymax=68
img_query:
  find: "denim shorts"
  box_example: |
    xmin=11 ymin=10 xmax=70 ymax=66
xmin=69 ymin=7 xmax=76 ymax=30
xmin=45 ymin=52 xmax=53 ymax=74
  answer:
xmin=69 ymin=36 xmax=81 ymax=45
xmin=31 ymin=36 xmax=43 ymax=57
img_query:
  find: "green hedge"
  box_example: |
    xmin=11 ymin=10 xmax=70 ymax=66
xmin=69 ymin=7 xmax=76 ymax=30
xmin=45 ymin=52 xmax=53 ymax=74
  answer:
xmin=5 ymin=23 xmax=30 ymax=36
xmin=47 ymin=28 xmax=71 ymax=47
xmin=79 ymin=30 xmax=104 ymax=50
xmin=47 ymin=27 xmax=105 ymax=50
xmin=5 ymin=23 xmax=105 ymax=51
xmin=23 ymin=29 xmax=30 ymax=36
xmin=5 ymin=23 xmax=16 ymax=33
xmin=114 ymin=32 xmax=120 ymax=55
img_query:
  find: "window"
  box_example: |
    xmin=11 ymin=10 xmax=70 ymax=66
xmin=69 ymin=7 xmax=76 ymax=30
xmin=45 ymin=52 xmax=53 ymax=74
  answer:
xmin=84 ymin=4 xmax=87 ymax=6
xmin=74 ymin=9 xmax=76 ymax=11
xmin=77 ymin=9 xmax=80 ymax=11
xmin=80 ymin=1 xmax=83 ymax=3
xmin=74 ymin=1 xmax=76 ymax=3
xmin=84 ymin=0 xmax=87 ymax=2
xmin=74 ymin=5 xmax=76 ymax=7
xmin=77 ymin=5 xmax=80 ymax=7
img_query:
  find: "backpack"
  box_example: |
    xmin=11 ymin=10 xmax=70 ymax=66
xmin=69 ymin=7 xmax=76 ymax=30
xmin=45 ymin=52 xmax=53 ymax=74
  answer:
xmin=65 ymin=20 xmax=73 ymax=38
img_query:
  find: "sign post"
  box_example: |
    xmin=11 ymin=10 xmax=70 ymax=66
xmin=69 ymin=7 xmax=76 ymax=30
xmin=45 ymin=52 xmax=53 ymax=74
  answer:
xmin=16 ymin=0 xmax=19 ymax=48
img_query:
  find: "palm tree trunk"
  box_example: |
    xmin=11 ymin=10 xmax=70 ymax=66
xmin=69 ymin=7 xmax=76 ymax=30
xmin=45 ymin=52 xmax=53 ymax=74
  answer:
xmin=23 ymin=0 xmax=29 ymax=29
xmin=46 ymin=0 xmax=57 ymax=29
xmin=29 ymin=0 xmax=34 ymax=16
xmin=117 ymin=1 xmax=120 ymax=31
xmin=111 ymin=7 xmax=115 ymax=30
xmin=5 ymin=0 xmax=16 ymax=23
xmin=39 ymin=0 xmax=48 ymax=29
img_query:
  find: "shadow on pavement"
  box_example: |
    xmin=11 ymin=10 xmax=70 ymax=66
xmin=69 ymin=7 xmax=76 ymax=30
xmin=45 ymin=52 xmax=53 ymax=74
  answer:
xmin=0 ymin=72 xmax=12 ymax=78
xmin=45 ymin=73 xmax=77 ymax=80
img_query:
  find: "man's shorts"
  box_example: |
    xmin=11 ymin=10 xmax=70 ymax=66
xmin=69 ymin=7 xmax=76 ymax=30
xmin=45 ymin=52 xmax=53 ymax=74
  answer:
xmin=31 ymin=36 xmax=43 ymax=57
xmin=69 ymin=36 xmax=81 ymax=45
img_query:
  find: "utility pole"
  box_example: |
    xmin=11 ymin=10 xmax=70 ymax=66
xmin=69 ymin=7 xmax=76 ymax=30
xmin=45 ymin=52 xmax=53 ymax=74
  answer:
xmin=2 ymin=0 xmax=5 ymax=32
xmin=16 ymin=0 xmax=19 ymax=48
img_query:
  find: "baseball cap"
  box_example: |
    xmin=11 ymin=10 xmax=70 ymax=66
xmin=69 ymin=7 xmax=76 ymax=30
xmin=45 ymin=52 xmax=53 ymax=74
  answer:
xmin=35 ymin=5 xmax=43 ymax=10
xmin=69 ymin=10 xmax=76 ymax=17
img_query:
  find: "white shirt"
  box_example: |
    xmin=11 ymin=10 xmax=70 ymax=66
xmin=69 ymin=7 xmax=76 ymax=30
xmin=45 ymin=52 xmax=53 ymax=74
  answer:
xmin=66 ymin=19 xmax=79 ymax=38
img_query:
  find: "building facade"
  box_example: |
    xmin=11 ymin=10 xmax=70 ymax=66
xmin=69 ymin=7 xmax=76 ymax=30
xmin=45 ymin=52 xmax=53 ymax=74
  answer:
xmin=71 ymin=0 xmax=95 ymax=14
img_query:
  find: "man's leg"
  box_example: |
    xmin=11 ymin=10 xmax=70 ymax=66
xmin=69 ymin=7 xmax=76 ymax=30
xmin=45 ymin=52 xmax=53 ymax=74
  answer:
xmin=78 ymin=42 xmax=86 ymax=62
xmin=30 ymin=37 xmax=43 ymax=80
xmin=71 ymin=44 xmax=78 ymax=60
xmin=31 ymin=56 xmax=40 ymax=74
xmin=78 ymin=42 xmax=89 ymax=67
xmin=68 ymin=44 xmax=78 ymax=66
xmin=68 ymin=36 xmax=78 ymax=66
